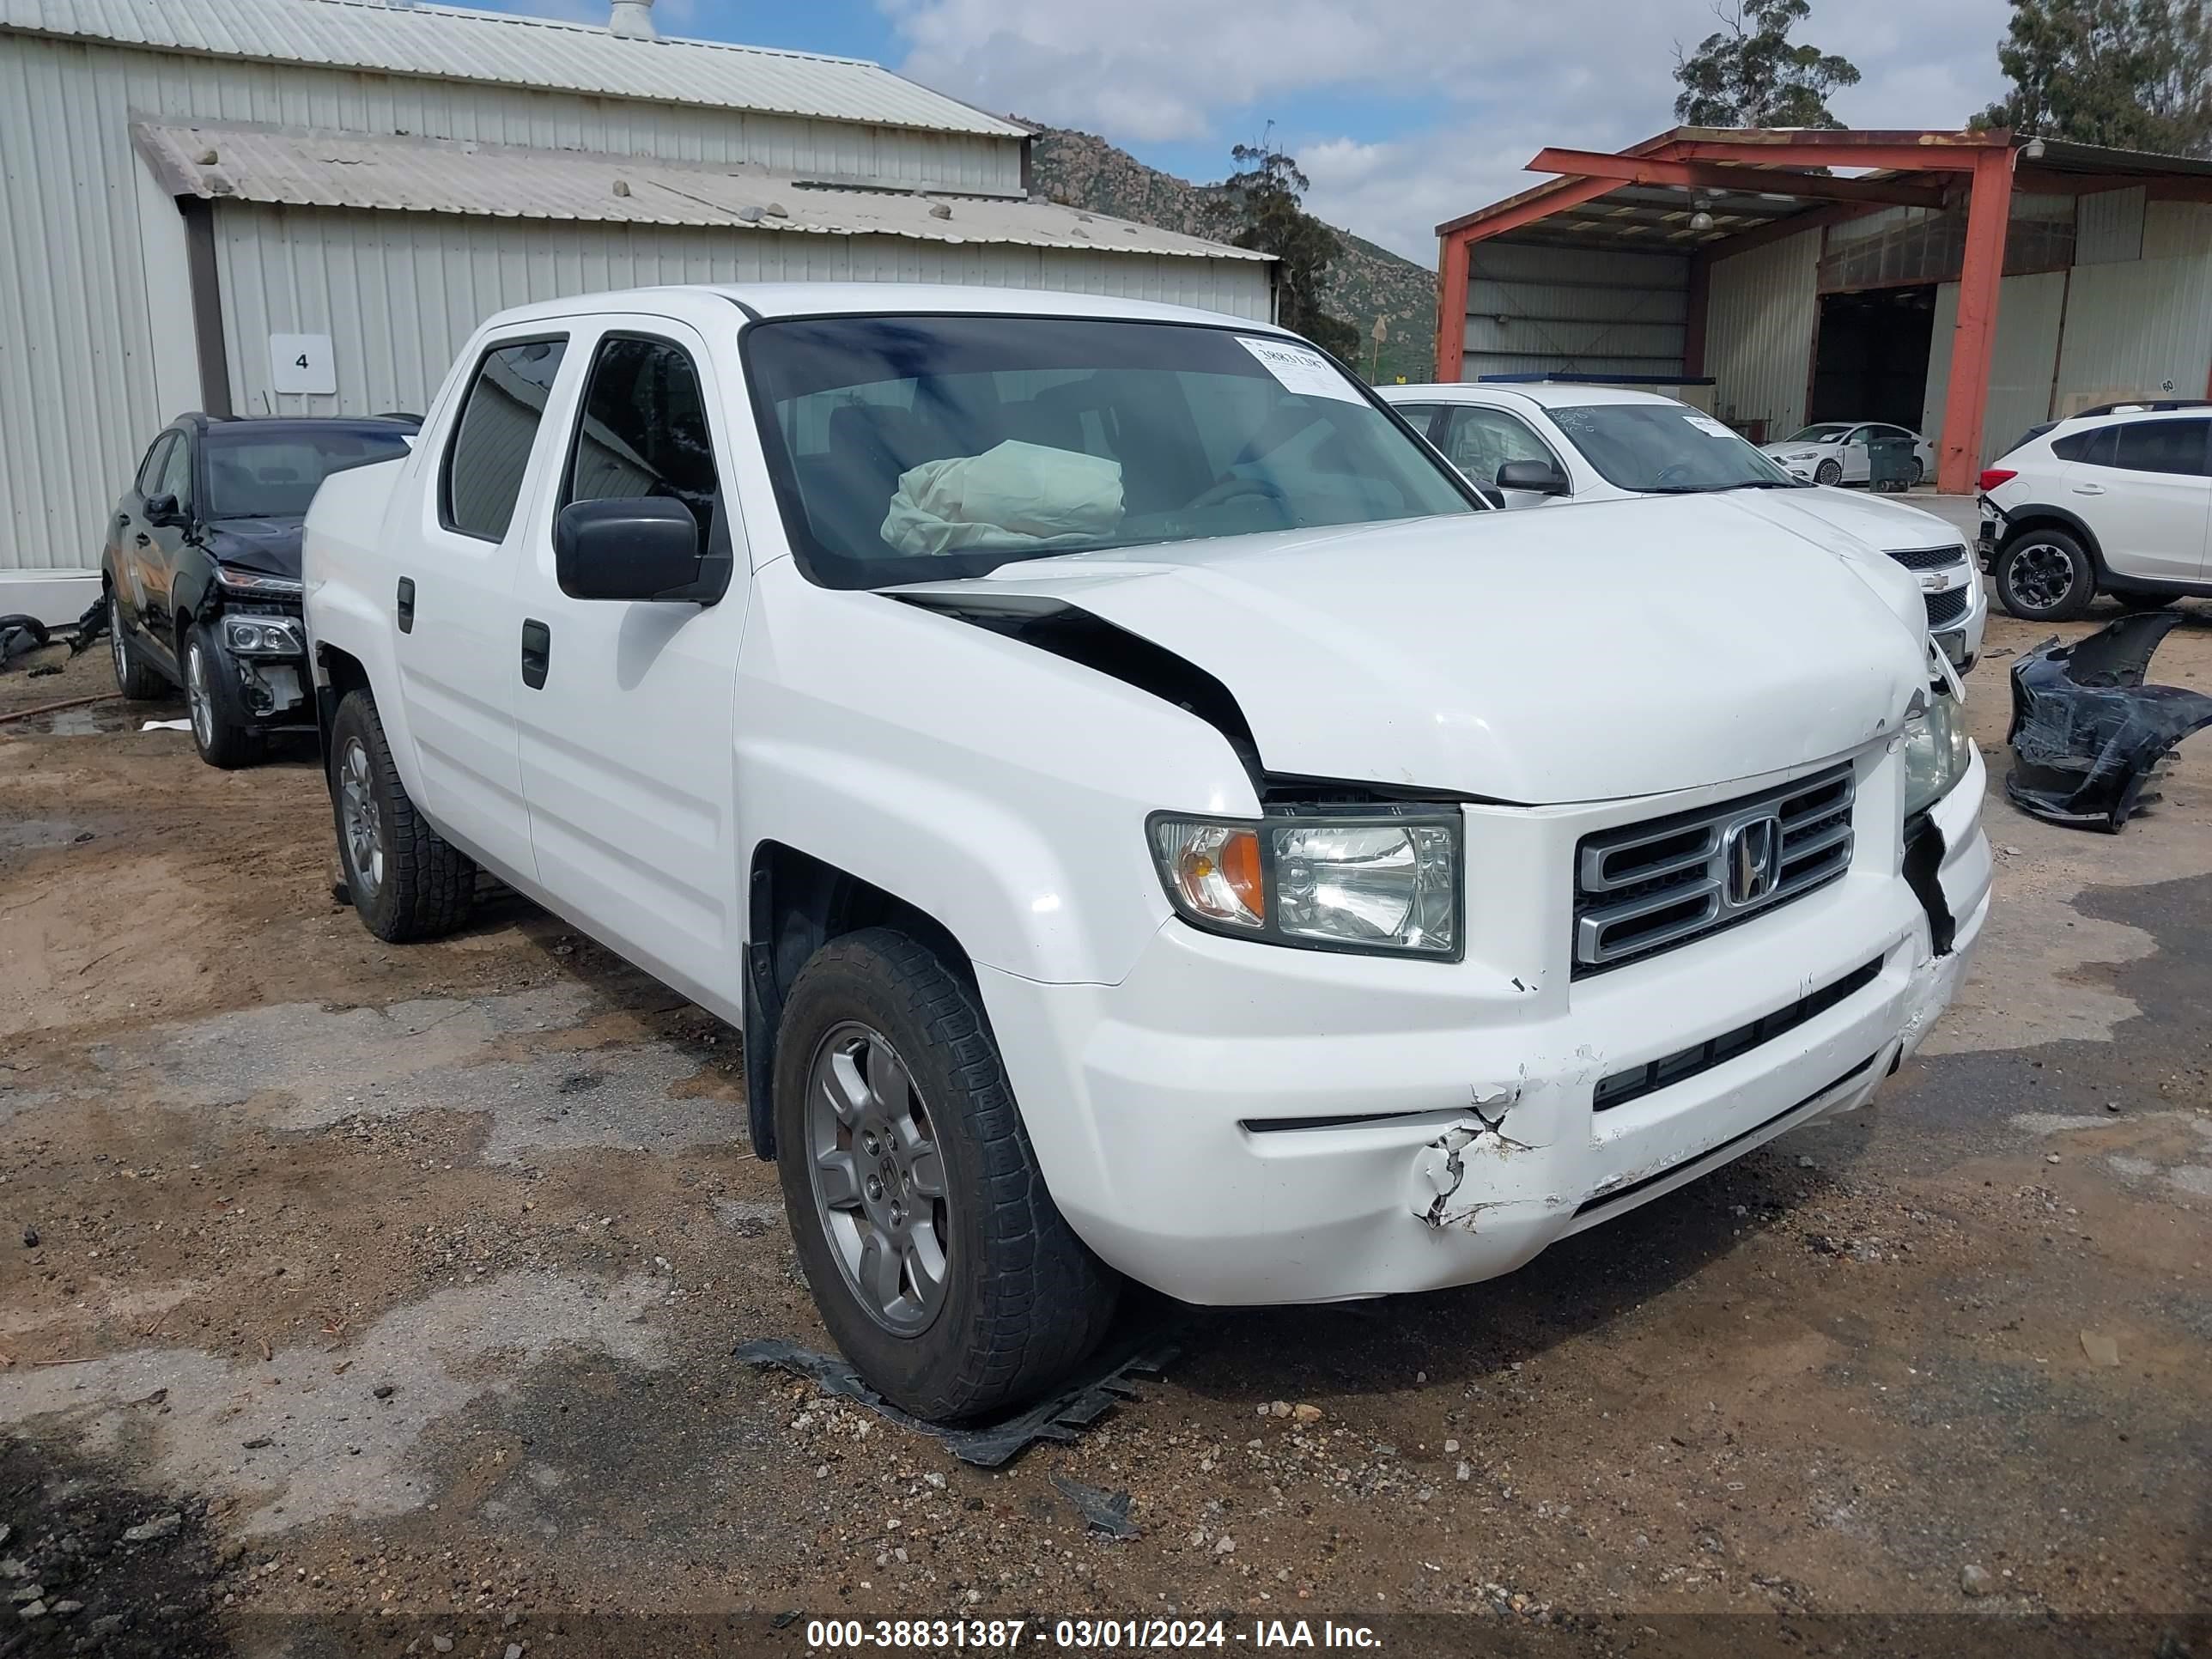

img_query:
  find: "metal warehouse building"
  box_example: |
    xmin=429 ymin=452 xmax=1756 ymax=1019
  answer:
xmin=0 ymin=0 xmax=1274 ymax=623
xmin=1432 ymin=127 xmax=2212 ymax=494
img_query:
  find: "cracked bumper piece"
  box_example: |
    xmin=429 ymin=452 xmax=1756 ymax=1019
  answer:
xmin=980 ymin=755 xmax=1990 ymax=1308
xmin=2006 ymin=611 xmax=2212 ymax=832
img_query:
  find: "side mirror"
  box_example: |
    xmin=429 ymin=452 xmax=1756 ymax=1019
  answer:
xmin=554 ymin=497 xmax=731 ymax=604
xmin=1496 ymin=460 xmax=1570 ymax=497
xmin=143 ymin=493 xmax=187 ymax=527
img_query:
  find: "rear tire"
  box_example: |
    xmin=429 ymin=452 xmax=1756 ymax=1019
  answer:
xmin=329 ymin=689 xmax=475 ymax=942
xmin=183 ymin=622 xmax=264 ymax=769
xmin=108 ymin=592 xmax=167 ymax=701
xmin=775 ymin=927 xmax=1121 ymax=1421
xmin=1993 ymin=529 xmax=2096 ymax=622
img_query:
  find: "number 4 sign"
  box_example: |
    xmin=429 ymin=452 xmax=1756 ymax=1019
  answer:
xmin=270 ymin=333 xmax=337 ymax=396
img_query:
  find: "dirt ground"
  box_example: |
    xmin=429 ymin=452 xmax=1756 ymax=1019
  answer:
xmin=3 ymin=604 xmax=2211 ymax=1658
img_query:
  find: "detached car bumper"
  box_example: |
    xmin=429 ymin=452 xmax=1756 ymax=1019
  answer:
xmin=981 ymin=753 xmax=1990 ymax=1307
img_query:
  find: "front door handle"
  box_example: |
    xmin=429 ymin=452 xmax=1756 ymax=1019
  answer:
xmin=520 ymin=618 xmax=550 ymax=690
xmin=396 ymin=576 xmax=415 ymax=634
xmin=134 ymin=533 xmax=151 ymax=547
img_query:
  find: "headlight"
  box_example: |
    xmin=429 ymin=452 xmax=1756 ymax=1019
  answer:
xmin=222 ymin=614 xmax=305 ymax=657
xmin=216 ymin=564 xmax=304 ymax=597
xmin=1784 ymin=450 xmax=1820 ymax=461
xmin=1900 ymin=692 xmax=1973 ymax=817
xmin=1149 ymin=809 xmax=1462 ymax=957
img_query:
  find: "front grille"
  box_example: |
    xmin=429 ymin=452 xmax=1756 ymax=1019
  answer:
xmin=1572 ymin=763 xmax=1856 ymax=975
xmin=1592 ymin=956 xmax=1883 ymax=1111
xmin=1885 ymin=543 xmax=1968 ymax=572
xmin=1924 ymin=586 xmax=1969 ymax=628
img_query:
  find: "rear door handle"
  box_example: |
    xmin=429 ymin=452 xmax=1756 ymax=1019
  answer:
xmin=520 ymin=618 xmax=550 ymax=690
xmin=396 ymin=576 xmax=415 ymax=634
xmin=134 ymin=533 xmax=151 ymax=547
xmin=2072 ymin=483 xmax=2106 ymax=495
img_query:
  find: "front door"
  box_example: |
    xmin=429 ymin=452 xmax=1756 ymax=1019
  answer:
xmin=141 ymin=430 xmax=198 ymax=652
xmin=390 ymin=330 xmax=573 ymax=884
xmin=508 ymin=317 xmax=750 ymax=1013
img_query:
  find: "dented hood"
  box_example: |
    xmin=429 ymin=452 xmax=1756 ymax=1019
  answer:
xmin=895 ymin=494 xmax=1930 ymax=805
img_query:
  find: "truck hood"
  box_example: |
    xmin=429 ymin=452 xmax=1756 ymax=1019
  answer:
xmin=1728 ymin=486 xmax=1966 ymax=556
xmin=894 ymin=494 xmax=1929 ymax=805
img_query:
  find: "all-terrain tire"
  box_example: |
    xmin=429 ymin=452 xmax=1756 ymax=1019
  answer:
xmin=1993 ymin=528 xmax=2097 ymax=623
xmin=775 ymin=927 xmax=1121 ymax=1421
xmin=329 ymin=689 xmax=475 ymax=942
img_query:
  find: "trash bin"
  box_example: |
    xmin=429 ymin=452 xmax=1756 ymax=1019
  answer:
xmin=1866 ymin=435 xmax=1916 ymax=492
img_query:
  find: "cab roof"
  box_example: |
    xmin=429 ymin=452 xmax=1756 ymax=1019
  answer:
xmin=475 ymin=283 xmax=1296 ymax=335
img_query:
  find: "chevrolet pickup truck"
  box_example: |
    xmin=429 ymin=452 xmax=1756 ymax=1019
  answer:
xmin=303 ymin=284 xmax=1991 ymax=1421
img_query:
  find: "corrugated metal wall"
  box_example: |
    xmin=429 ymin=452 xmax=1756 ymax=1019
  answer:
xmin=1921 ymin=269 xmax=2069 ymax=464
xmin=211 ymin=204 xmax=1273 ymax=417
xmin=1703 ymin=228 xmax=1819 ymax=442
xmin=1457 ymin=241 xmax=1687 ymax=381
xmin=2052 ymin=252 xmax=2212 ymax=412
xmin=0 ymin=28 xmax=1025 ymax=575
xmin=2076 ymin=187 xmax=2147 ymax=264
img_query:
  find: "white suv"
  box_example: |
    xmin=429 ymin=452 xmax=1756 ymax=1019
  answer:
xmin=1979 ymin=404 xmax=2212 ymax=621
xmin=1384 ymin=384 xmax=1986 ymax=670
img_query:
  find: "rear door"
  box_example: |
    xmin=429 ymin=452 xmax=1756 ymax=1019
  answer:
xmin=393 ymin=329 xmax=573 ymax=883
xmin=142 ymin=430 xmax=197 ymax=650
xmin=2074 ymin=417 xmax=2212 ymax=583
xmin=507 ymin=316 xmax=749 ymax=1006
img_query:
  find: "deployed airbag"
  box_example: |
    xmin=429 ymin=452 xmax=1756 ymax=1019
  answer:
xmin=882 ymin=440 xmax=1123 ymax=557
xmin=2005 ymin=611 xmax=2212 ymax=832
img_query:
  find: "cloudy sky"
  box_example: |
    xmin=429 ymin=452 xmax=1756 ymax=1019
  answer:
xmin=482 ymin=0 xmax=2018 ymax=265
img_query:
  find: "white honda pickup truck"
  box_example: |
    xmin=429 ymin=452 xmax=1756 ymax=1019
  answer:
xmin=303 ymin=284 xmax=1991 ymax=1420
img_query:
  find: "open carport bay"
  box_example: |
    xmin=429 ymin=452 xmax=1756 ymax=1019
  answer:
xmin=3 ymin=617 xmax=2210 ymax=1654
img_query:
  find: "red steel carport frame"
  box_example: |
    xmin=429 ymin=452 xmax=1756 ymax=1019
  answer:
xmin=1434 ymin=129 xmax=2018 ymax=493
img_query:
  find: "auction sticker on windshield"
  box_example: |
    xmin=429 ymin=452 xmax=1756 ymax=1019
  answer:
xmin=1237 ymin=337 xmax=1364 ymax=403
xmin=1682 ymin=413 xmax=1736 ymax=438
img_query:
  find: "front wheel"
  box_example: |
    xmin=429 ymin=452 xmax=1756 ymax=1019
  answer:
xmin=1994 ymin=530 xmax=2096 ymax=622
xmin=328 ymin=690 xmax=475 ymax=942
xmin=775 ymin=927 xmax=1121 ymax=1421
xmin=1815 ymin=459 xmax=1844 ymax=487
xmin=183 ymin=622 xmax=263 ymax=769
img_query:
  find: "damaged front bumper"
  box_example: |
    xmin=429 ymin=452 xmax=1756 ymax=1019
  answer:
xmin=978 ymin=751 xmax=1991 ymax=1307
xmin=2006 ymin=612 xmax=2212 ymax=832
xmin=216 ymin=608 xmax=312 ymax=728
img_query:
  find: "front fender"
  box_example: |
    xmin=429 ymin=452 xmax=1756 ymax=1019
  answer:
xmin=734 ymin=559 xmax=1258 ymax=987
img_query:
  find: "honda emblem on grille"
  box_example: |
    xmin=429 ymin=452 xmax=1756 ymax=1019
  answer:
xmin=1723 ymin=814 xmax=1782 ymax=907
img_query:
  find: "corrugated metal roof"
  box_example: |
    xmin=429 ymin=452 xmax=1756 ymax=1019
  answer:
xmin=133 ymin=121 xmax=1273 ymax=261
xmin=1 ymin=0 xmax=1027 ymax=136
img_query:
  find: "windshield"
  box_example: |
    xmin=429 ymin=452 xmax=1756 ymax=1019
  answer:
xmin=1548 ymin=404 xmax=1802 ymax=494
xmin=204 ymin=428 xmax=413 ymax=519
xmin=1784 ymin=424 xmax=1850 ymax=444
xmin=745 ymin=315 xmax=1478 ymax=588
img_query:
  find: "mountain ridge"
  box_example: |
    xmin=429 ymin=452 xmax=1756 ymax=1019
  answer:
xmin=1018 ymin=121 xmax=1438 ymax=384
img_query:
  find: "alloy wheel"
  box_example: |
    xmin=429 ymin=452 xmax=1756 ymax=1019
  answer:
xmin=185 ymin=639 xmax=215 ymax=750
xmin=2010 ymin=541 xmax=2076 ymax=612
xmin=805 ymin=1021 xmax=951 ymax=1336
xmin=338 ymin=736 xmax=385 ymax=900
xmin=108 ymin=598 xmax=128 ymax=689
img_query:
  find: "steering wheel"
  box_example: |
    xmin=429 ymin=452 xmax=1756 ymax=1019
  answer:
xmin=1652 ymin=462 xmax=1698 ymax=489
